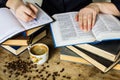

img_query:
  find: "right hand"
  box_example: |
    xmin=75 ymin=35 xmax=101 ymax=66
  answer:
xmin=75 ymin=3 xmax=100 ymax=32
xmin=15 ymin=2 xmax=38 ymax=22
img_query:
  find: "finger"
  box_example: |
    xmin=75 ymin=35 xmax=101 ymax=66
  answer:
xmin=87 ymin=14 xmax=93 ymax=31
xmin=75 ymin=13 xmax=79 ymax=21
xmin=19 ymin=12 xmax=33 ymax=22
xmin=78 ymin=13 xmax=83 ymax=30
xmin=28 ymin=3 xmax=38 ymax=15
xmin=92 ymin=12 xmax=97 ymax=27
xmin=24 ymin=5 xmax=36 ymax=19
xmin=83 ymin=15 xmax=88 ymax=32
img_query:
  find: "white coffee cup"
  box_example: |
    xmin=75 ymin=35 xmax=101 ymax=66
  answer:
xmin=28 ymin=43 xmax=49 ymax=65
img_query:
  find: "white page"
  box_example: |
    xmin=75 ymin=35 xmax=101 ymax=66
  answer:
xmin=92 ymin=14 xmax=120 ymax=41
xmin=17 ymin=6 xmax=53 ymax=30
xmin=51 ymin=12 xmax=95 ymax=47
xmin=0 ymin=8 xmax=24 ymax=43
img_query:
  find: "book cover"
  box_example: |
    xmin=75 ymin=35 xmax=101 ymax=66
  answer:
xmin=50 ymin=12 xmax=120 ymax=47
xmin=63 ymin=46 xmax=120 ymax=72
xmin=76 ymin=40 xmax=120 ymax=61
xmin=60 ymin=47 xmax=90 ymax=64
xmin=1 ymin=46 xmax=27 ymax=56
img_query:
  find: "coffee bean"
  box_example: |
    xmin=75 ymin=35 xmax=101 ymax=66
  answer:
xmin=66 ymin=76 xmax=71 ymax=79
xmin=46 ymin=71 xmax=48 ymax=74
xmin=63 ymin=75 xmax=66 ymax=78
xmin=3 ymin=69 xmax=6 ymax=73
xmin=57 ymin=62 xmax=60 ymax=65
xmin=9 ymin=75 xmax=11 ymax=78
xmin=78 ymin=74 xmax=81 ymax=77
xmin=46 ymin=65 xmax=49 ymax=68
xmin=47 ymin=74 xmax=51 ymax=78
xmin=60 ymin=68 xmax=64 ymax=73
xmin=36 ymin=70 xmax=38 ymax=72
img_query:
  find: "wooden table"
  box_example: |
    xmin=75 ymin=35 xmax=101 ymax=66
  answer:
xmin=0 ymin=31 xmax=120 ymax=80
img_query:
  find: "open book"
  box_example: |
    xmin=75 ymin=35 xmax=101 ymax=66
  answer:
xmin=0 ymin=5 xmax=53 ymax=44
xmin=50 ymin=12 xmax=120 ymax=47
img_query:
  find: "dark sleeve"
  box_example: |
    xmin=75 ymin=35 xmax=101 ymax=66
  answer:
xmin=0 ymin=0 xmax=8 ymax=8
xmin=111 ymin=0 xmax=120 ymax=11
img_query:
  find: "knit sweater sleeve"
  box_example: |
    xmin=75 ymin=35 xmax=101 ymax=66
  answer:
xmin=111 ymin=0 xmax=120 ymax=11
xmin=0 ymin=0 xmax=8 ymax=8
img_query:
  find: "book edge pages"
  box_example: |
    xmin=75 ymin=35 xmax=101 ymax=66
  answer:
xmin=66 ymin=46 xmax=109 ymax=72
xmin=76 ymin=44 xmax=116 ymax=61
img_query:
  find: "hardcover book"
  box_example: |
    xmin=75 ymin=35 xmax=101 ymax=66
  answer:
xmin=75 ymin=40 xmax=120 ymax=61
xmin=65 ymin=46 xmax=120 ymax=73
xmin=60 ymin=47 xmax=90 ymax=64
xmin=50 ymin=12 xmax=120 ymax=47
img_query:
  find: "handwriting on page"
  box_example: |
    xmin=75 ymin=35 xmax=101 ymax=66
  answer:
xmin=21 ymin=11 xmax=52 ymax=29
xmin=18 ymin=7 xmax=53 ymax=30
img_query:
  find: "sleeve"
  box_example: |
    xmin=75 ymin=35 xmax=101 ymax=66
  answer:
xmin=111 ymin=0 xmax=120 ymax=11
xmin=0 ymin=0 xmax=8 ymax=8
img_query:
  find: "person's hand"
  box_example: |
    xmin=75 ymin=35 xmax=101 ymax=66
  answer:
xmin=75 ymin=3 xmax=100 ymax=32
xmin=6 ymin=0 xmax=38 ymax=22
xmin=15 ymin=2 xmax=38 ymax=22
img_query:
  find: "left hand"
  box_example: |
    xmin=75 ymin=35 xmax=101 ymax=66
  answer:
xmin=75 ymin=3 xmax=100 ymax=32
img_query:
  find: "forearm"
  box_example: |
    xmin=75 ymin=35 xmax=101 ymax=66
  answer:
xmin=95 ymin=2 xmax=120 ymax=16
xmin=6 ymin=0 xmax=24 ymax=11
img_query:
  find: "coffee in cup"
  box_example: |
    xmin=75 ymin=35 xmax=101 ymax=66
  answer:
xmin=28 ymin=43 xmax=49 ymax=65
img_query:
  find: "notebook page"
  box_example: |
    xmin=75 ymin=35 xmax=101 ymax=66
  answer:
xmin=0 ymin=8 xmax=24 ymax=43
xmin=17 ymin=7 xmax=53 ymax=30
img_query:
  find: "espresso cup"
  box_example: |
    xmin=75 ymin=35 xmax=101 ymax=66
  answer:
xmin=28 ymin=43 xmax=49 ymax=65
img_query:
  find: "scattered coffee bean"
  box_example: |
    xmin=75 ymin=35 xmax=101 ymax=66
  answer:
xmin=46 ymin=71 xmax=48 ymax=74
xmin=36 ymin=69 xmax=38 ymax=72
xmin=3 ymin=69 xmax=6 ymax=73
xmin=46 ymin=65 xmax=49 ymax=68
xmin=57 ymin=62 xmax=60 ymax=65
xmin=78 ymin=74 xmax=81 ymax=77
xmin=66 ymin=76 xmax=71 ymax=79
xmin=47 ymin=73 xmax=51 ymax=78
xmin=60 ymin=68 xmax=64 ymax=73
xmin=9 ymin=75 xmax=11 ymax=78
xmin=63 ymin=75 xmax=66 ymax=78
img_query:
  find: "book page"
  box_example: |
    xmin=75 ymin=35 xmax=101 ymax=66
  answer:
xmin=0 ymin=8 xmax=24 ymax=43
xmin=92 ymin=14 xmax=120 ymax=41
xmin=51 ymin=12 xmax=95 ymax=47
xmin=17 ymin=6 xmax=53 ymax=30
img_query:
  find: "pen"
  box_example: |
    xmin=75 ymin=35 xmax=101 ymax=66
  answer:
xmin=34 ymin=18 xmax=37 ymax=21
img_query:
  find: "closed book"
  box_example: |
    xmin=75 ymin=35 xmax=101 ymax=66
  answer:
xmin=76 ymin=40 xmax=120 ymax=62
xmin=1 ymin=30 xmax=47 ymax=55
xmin=1 ymin=46 xmax=27 ymax=56
xmin=2 ymin=26 xmax=46 ymax=46
xmin=60 ymin=47 xmax=90 ymax=64
xmin=65 ymin=46 xmax=120 ymax=73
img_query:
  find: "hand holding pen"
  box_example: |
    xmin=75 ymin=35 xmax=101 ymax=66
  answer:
xmin=6 ymin=0 xmax=38 ymax=22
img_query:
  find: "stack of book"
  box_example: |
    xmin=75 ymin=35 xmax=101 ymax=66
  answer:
xmin=60 ymin=40 xmax=120 ymax=73
xmin=0 ymin=3 xmax=53 ymax=55
xmin=1 ymin=26 xmax=47 ymax=55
